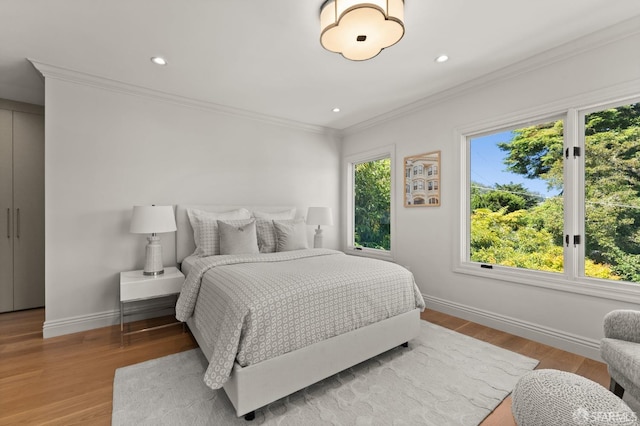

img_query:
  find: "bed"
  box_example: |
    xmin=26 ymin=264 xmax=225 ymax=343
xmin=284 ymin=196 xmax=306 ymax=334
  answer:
xmin=174 ymin=205 xmax=425 ymax=420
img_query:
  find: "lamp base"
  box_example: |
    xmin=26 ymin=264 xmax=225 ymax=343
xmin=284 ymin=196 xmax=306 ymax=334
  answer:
xmin=143 ymin=235 xmax=165 ymax=276
xmin=313 ymin=227 xmax=323 ymax=249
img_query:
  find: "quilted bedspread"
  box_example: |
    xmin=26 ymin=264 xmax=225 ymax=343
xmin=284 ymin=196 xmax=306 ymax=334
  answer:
xmin=175 ymin=248 xmax=425 ymax=390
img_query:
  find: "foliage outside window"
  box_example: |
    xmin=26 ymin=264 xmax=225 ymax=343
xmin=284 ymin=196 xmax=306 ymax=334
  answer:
xmin=354 ymin=157 xmax=391 ymax=251
xmin=466 ymin=101 xmax=640 ymax=287
xmin=583 ymin=103 xmax=640 ymax=282
xmin=470 ymin=119 xmax=566 ymax=274
xmin=345 ymin=145 xmax=394 ymax=259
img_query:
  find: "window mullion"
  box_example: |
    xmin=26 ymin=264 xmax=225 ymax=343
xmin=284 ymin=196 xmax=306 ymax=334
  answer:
xmin=576 ymin=109 xmax=587 ymax=281
xmin=564 ymin=109 xmax=581 ymax=281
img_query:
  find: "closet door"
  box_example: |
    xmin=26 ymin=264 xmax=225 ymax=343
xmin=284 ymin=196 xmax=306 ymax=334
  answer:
xmin=12 ymin=111 xmax=44 ymax=310
xmin=0 ymin=109 xmax=12 ymax=313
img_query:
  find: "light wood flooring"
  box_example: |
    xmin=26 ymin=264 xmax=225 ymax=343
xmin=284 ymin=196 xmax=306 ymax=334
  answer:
xmin=0 ymin=308 xmax=609 ymax=425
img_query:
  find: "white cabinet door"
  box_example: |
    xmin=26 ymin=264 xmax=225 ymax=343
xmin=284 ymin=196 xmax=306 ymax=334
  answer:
xmin=0 ymin=109 xmax=13 ymax=313
xmin=12 ymin=111 xmax=45 ymax=311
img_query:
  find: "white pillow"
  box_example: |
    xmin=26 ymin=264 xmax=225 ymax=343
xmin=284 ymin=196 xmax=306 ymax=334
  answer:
xmin=217 ymin=220 xmax=259 ymax=255
xmin=187 ymin=208 xmax=251 ymax=256
xmin=253 ymin=209 xmax=296 ymax=253
xmin=273 ymin=219 xmax=309 ymax=252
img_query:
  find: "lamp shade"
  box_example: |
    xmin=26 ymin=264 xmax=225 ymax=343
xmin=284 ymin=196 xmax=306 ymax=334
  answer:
xmin=130 ymin=205 xmax=177 ymax=234
xmin=306 ymin=207 xmax=334 ymax=226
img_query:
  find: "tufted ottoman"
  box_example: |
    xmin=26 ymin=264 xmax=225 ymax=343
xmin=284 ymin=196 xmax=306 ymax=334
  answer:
xmin=512 ymin=369 xmax=639 ymax=426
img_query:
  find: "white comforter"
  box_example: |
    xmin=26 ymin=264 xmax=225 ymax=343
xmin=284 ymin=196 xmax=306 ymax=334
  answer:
xmin=176 ymin=248 xmax=425 ymax=390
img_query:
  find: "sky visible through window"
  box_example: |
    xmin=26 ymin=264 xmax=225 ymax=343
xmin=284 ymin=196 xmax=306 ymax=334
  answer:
xmin=470 ymin=131 xmax=560 ymax=199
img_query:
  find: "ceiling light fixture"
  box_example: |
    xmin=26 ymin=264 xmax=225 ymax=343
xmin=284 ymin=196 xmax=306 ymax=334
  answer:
xmin=435 ymin=54 xmax=449 ymax=63
xmin=150 ymin=56 xmax=167 ymax=66
xmin=332 ymin=107 xmax=341 ymax=112
xmin=320 ymin=0 xmax=404 ymax=61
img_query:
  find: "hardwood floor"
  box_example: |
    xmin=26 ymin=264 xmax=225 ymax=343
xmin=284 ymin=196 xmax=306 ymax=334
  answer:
xmin=0 ymin=308 xmax=609 ymax=425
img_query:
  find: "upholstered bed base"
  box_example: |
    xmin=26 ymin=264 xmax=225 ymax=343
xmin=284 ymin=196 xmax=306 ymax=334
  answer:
xmin=176 ymin=205 xmax=422 ymax=418
xmin=187 ymin=308 xmax=421 ymax=418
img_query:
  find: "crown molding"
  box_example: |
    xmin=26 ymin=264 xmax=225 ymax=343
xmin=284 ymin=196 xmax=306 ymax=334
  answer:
xmin=27 ymin=14 xmax=640 ymax=139
xmin=29 ymin=60 xmax=331 ymax=136
xmin=344 ymin=14 xmax=640 ymax=135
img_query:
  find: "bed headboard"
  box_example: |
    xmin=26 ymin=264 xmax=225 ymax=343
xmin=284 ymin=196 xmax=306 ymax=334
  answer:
xmin=175 ymin=205 xmax=299 ymax=264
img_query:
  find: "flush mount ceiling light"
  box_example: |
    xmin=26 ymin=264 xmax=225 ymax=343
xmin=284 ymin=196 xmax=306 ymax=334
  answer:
xmin=320 ymin=0 xmax=404 ymax=61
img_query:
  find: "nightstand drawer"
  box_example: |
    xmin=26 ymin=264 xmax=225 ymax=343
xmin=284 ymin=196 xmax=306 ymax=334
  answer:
xmin=120 ymin=267 xmax=185 ymax=301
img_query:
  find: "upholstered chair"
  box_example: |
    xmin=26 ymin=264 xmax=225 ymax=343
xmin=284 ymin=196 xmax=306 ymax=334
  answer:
xmin=600 ymin=309 xmax=640 ymax=413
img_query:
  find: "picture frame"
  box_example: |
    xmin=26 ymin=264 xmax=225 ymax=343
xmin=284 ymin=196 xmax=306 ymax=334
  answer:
xmin=404 ymin=150 xmax=441 ymax=207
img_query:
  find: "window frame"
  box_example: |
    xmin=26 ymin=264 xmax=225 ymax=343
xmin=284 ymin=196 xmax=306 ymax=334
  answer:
xmin=344 ymin=144 xmax=396 ymax=261
xmin=454 ymin=98 xmax=640 ymax=304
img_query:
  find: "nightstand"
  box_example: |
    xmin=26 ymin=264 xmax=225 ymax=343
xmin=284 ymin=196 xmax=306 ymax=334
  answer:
xmin=120 ymin=266 xmax=185 ymax=346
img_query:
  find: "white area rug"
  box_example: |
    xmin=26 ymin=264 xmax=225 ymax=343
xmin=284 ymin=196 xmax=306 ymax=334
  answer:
xmin=112 ymin=321 xmax=538 ymax=425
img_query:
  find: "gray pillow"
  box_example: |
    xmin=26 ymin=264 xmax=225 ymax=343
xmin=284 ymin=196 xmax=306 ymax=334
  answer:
xmin=255 ymin=218 xmax=278 ymax=253
xmin=186 ymin=208 xmax=251 ymax=256
xmin=273 ymin=219 xmax=309 ymax=252
xmin=253 ymin=209 xmax=297 ymax=253
xmin=217 ymin=219 xmax=259 ymax=255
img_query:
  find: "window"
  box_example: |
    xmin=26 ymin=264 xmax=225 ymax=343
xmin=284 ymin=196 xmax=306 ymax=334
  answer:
xmin=458 ymin=98 xmax=640 ymax=299
xmin=345 ymin=145 xmax=395 ymax=259
xmin=468 ymin=117 xmax=565 ymax=275
xmin=582 ymin=102 xmax=640 ymax=283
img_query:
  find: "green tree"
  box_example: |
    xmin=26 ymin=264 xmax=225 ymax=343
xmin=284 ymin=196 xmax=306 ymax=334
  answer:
xmin=497 ymin=105 xmax=640 ymax=282
xmin=471 ymin=208 xmax=564 ymax=272
xmin=354 ymin=158 xmax=391 ymax=250
xmin=471 ymin=182 xmax=542 ymax=213
xmin=471 ymin=207 xmax=618 ymax=278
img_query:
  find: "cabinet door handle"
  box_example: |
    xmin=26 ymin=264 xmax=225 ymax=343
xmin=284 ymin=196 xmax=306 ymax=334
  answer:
xmin=6 ymin=208 xmax=9 ymax=239
xmin=16 ymin=208 xmax=20 ymax=239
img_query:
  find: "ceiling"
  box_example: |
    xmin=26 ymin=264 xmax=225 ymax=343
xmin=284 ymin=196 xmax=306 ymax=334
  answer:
xmin=2 ymin=0 xmax=640 ymax=130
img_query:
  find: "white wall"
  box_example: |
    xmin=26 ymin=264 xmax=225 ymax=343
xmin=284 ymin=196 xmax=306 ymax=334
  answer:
xmin=42 ymin=76 xmax=341 ymax=337
xmin=342 ymin=27 xmax=640 ymax=359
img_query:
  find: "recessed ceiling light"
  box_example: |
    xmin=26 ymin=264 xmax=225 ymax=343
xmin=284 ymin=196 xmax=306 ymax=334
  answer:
xmin=435 ymin=55 xmax=449 ymax=63
xmin=151 ymin=56 xmax=167 ymax=66
xmin=332 ymin=107 xmax=341 ymax=113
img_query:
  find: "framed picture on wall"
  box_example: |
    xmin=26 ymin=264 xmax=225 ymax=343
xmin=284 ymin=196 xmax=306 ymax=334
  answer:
xmin=404 ymin=150 xmax=441 ymax=207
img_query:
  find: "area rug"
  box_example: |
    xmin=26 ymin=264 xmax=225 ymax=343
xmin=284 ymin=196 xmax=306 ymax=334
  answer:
xmin=112 ymin=321 xmax=538 ymax=425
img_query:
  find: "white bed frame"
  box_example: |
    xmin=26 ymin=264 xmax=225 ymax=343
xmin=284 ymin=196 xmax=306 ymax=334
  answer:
xmin=175 ymin=205 xmax=421 ymax=419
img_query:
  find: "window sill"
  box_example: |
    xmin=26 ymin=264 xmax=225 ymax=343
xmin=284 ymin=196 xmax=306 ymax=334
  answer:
xmin=454 ymin=263 xmax=640 ymax=304
xmin=344 ymin=247 xmax=394 ymax=262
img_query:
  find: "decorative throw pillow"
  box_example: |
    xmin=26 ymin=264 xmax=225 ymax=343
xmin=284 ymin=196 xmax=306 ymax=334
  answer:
xmin=253 ymin=209 xmax=297 ymax=253
xmin=187 ymin=208 xmax=251 ymax=256
xmin=255 ymin=219 xmax=278 ymax=253
xmin=273 ymin=219 xmax=309 ymax=252
xmin=217 ymin=220 xmax=259 ymax=255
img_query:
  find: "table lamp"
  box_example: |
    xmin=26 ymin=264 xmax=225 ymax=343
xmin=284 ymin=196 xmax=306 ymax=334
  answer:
xmin=306 ymin=207 xmax=333 ymax=248
xmin=130 ymin=205 xmax=177 ymax=276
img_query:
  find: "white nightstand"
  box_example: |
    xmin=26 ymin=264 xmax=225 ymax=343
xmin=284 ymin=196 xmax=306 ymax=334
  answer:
xmin=120 ymin=266 xmax=185 ymax=346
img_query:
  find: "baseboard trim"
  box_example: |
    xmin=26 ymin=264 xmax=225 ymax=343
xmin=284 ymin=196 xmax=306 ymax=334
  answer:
xmin=43 ymin=300 xmax=176 ymax=338
xmin=424 ymin=294 xmax=602 ymax=361
xmin=43 ymin=310 xmax=119 ymax=338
